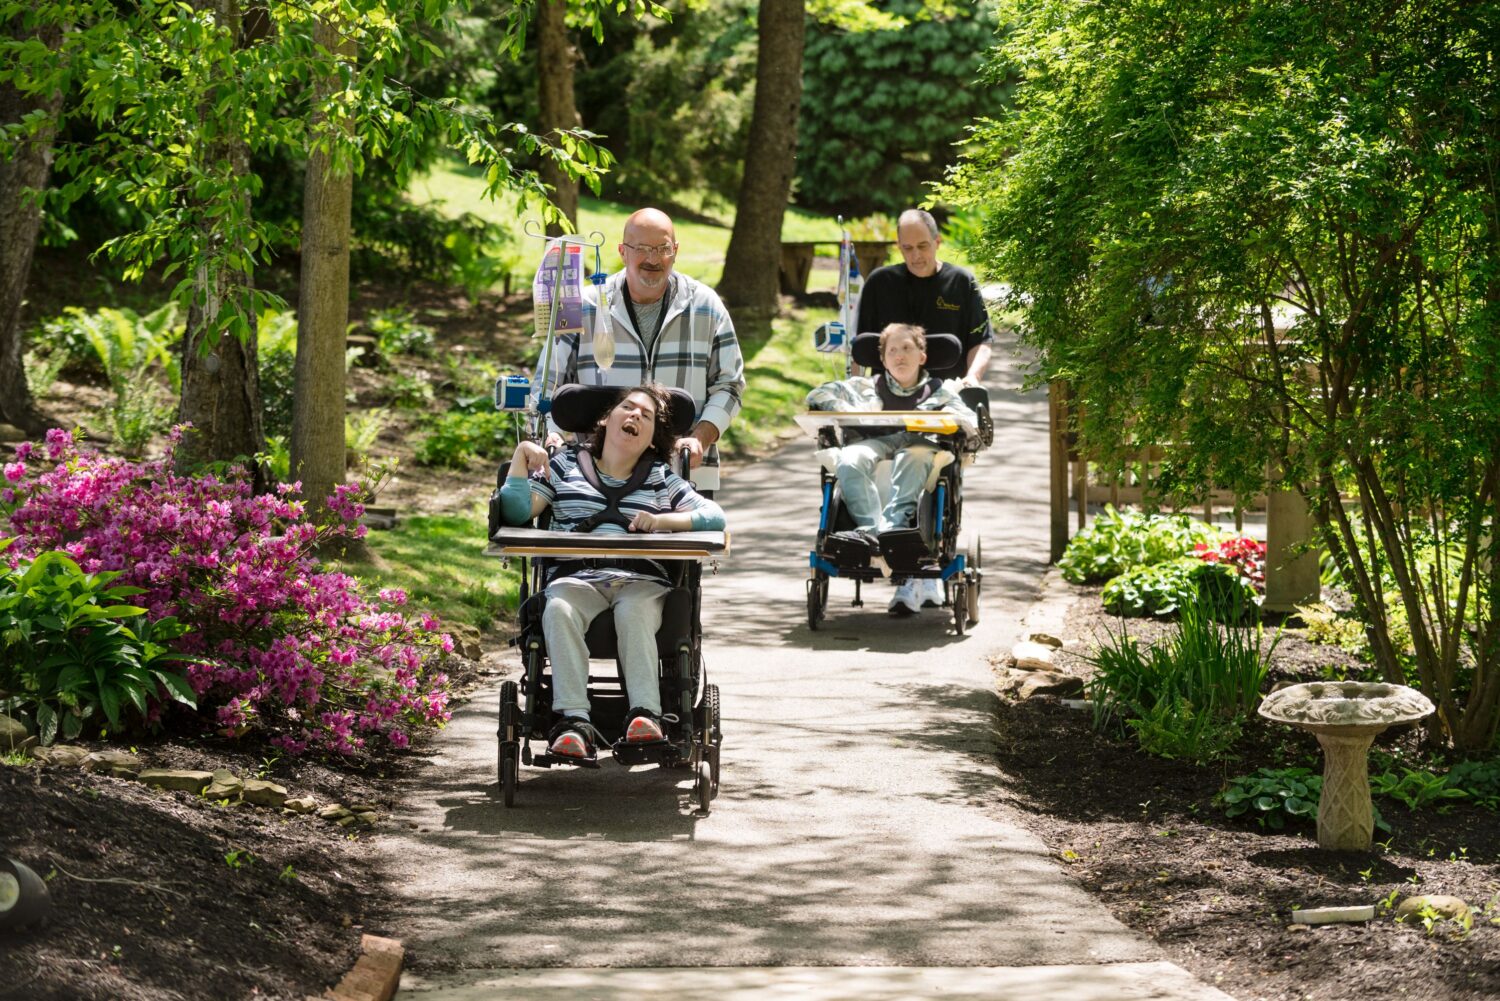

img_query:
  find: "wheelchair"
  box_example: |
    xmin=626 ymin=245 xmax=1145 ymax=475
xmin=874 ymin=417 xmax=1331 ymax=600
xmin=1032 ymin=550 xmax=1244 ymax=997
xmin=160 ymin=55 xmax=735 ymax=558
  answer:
xmin=485 ymin=385 xmax=728 ymax=812
xmin=801 ymin=332 xmax=992 ymax=634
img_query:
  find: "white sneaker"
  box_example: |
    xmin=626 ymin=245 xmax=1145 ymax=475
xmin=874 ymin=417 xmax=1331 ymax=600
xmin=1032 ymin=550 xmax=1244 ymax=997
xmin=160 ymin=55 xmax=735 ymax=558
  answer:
xmin=888 ymin=580 xmax=920 ymax=617
xmin=918 ymin=577 xmax=945 ymax=608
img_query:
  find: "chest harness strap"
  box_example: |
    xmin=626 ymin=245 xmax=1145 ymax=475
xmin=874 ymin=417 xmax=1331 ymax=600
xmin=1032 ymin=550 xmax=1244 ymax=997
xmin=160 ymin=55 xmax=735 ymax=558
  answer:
xmin=572 ymin=447 xmax=656 ymax=533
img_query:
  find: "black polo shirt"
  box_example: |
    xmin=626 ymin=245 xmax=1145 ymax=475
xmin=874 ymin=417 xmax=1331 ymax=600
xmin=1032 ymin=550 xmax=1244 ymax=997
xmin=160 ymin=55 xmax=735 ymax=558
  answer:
xmin=856 ymin=262 xmax=993 ymax=379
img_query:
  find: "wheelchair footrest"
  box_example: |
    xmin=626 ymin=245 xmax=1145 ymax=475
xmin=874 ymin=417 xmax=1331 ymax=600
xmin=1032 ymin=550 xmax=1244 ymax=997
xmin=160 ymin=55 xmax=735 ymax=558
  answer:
xmin=612 ymin=740 xmax=689 ymax=767
xmin=879 ymin=528 xmax=931 ymax=571
xmin=820 ymin=532 xmax=872 ymax=567
xmin=532 ymin=752 xmax=601 ymax=769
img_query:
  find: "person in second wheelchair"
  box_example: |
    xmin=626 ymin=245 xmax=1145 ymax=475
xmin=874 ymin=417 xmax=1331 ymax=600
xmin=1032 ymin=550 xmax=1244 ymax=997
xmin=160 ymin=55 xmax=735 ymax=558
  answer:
xmin=806 ymin=323 xmax=976 ymax=616
xmin=496 ymin=383 xmax=726 ymax=762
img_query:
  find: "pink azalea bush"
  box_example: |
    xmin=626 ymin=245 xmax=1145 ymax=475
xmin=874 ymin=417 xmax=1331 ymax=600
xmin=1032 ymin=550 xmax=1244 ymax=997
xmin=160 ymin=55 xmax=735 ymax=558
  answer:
xmin=1 ymin=428 xmax=451 ymax=755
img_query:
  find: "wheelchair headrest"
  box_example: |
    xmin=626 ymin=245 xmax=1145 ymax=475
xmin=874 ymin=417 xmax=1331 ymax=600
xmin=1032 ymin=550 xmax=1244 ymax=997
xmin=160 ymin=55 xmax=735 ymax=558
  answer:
xmin=851 ymin=331 xmax=964 ymax=376
xmin=549 ymin=384 xmax=697 ymax=437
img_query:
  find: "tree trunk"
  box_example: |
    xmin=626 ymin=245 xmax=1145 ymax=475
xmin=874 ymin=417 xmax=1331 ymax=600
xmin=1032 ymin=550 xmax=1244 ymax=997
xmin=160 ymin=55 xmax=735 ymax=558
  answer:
xmin=717 ymin=0 xmax=805 ymax=328
xmin=292 ymin=17 xmax=356 ymax=529
xmin=0 ymin=18 xmax=63 ymax=437
xmin=537 ymin=0 xmax=579 ymax=237
xmin=177 ymin=0 xmax=263 ymax=477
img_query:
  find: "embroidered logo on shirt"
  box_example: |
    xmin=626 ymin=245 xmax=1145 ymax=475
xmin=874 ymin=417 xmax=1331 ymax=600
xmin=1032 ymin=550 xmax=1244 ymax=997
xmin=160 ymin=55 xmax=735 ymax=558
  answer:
xmin=935 ymin=295 xmax=962 ymax=311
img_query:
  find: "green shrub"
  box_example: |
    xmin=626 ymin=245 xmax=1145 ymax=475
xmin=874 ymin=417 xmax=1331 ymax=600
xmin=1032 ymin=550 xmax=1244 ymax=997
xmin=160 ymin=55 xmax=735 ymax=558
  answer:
xmin=1443 ymin=759 xmax=1500 ymax=810
xmin=1216 ymin=767 xmax=1321 ymax=829
xmin=1295 ymin=601 xmax=1372 ymax=660
xmin=365 ymin=308 xmax=437 ymax=359
xmin=414 ymin=410 xmax=517 ymax=469
xmin=345 ymin=409 xmax=390 ymax=466
xmin=41 ymin=304 xmax=182 ymax=454
xmin=0 ymin=545 xmax=197 ymax=744
xmin=385 ymin=371 xmax=436 ymax=410
xmin=1101 ymin=558 xmax=1256 ymax=619
xmin=1086 ymin=595 xmax=1277 ymax=762
xmin=1371 ymin=765 xmax=1468 ymax=811
xmin=1128 ymin=696 xmax=1242 ymax=763
xmin=1059 ymin=505 xmax=1226 ymax=584
xmin=258 ymin=309 xmax=299 ymax=439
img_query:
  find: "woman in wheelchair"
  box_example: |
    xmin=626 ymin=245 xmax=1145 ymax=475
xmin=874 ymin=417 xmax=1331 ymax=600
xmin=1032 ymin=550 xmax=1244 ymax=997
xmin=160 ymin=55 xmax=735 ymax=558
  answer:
xmin=496 ymin=383 xmax=726 ymax=762
xmin=806 ymin=323 xmax=975 ymax=616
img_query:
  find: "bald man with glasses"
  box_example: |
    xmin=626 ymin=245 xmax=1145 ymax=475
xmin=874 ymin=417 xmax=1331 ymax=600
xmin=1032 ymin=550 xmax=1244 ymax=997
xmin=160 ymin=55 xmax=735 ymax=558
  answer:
xmin=536 ymin=208 xmax=745 ymax=475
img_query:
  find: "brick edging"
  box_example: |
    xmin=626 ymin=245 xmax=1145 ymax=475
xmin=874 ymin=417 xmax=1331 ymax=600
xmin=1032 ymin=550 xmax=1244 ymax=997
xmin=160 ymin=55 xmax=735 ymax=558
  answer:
xmin=310 ymin=933 xmax=404 ymax=1001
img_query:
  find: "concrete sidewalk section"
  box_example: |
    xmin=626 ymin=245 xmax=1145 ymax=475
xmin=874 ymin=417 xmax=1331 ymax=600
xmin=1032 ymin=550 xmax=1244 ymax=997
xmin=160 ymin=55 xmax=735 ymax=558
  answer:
xmin=375 ymin=328 xmax=1235 ymax=999
xmin=399 ymin=963 xmax=1239 ymax=1000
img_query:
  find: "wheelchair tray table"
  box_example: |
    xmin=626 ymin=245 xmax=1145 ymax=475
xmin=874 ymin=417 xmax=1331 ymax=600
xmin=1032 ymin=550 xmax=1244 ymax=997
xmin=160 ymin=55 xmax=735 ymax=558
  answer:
xmin=485 ymin=527 xmax=729 ymax=561
xmin=794 ymin=410 xmax=979 ymax=440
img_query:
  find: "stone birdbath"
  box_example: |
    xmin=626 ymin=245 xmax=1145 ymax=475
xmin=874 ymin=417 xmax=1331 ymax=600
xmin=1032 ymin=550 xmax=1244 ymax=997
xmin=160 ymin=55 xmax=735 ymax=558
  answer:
xmin=1258 ymin=681 xmax=1435 ymax=851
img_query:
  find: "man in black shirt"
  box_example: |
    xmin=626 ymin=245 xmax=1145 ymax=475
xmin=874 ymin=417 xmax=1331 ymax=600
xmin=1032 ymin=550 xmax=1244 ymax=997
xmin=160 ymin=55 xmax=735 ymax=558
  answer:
xmin=855 ymin=209 xmax=993 ymax=383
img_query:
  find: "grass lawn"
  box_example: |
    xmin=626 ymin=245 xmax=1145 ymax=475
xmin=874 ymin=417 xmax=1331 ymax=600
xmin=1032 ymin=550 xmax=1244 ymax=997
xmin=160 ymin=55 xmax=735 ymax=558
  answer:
xmin=410 ymin=159 xmax=904 ymax=292
xmin=354 ymin=512 xmax=519 ymax=630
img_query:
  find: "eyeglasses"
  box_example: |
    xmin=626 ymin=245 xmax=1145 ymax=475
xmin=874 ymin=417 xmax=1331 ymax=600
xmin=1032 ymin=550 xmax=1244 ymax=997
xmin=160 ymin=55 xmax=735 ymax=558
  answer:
xmin=622 ymin=241 xmax=677 ymax=260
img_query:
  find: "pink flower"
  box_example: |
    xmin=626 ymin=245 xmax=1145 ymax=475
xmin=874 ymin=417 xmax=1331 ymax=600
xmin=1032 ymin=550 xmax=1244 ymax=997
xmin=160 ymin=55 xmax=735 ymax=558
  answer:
xmin=3 ymin=462 xmax=24 ymax=482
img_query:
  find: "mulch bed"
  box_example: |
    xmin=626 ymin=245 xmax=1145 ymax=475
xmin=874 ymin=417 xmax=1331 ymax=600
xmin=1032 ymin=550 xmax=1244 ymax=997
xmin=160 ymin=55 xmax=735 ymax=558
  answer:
xmin=0 ymin=655 xmax=487 ymax=1001
xmin=994 ymin=585 xmax=1500 ymax=1001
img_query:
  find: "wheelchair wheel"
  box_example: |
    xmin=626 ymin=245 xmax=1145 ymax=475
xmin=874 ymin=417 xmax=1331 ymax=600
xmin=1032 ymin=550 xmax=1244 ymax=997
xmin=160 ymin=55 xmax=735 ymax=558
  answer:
xmin=706 ymin=683 xmax=722 ymax=794
xmin=806 ymin=570 xmax=830 ymax=630
xmin=498 ymin=680 xmax=520 ymax=807
xmin=966 ymin=539 xmax=982 ymax=626
xmin=696 ymin=760 xmax=713 ymax=814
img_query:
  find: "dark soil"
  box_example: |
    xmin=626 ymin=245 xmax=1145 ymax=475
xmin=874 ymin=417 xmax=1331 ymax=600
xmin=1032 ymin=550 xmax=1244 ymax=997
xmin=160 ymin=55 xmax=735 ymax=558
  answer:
xmin=2 ymin=743 xmax=381 ymax=1000
xmin=994 ymin=585 xmax=1500 ymax=1001
xmin=0 ymin=654 xmax=490 ymax=1001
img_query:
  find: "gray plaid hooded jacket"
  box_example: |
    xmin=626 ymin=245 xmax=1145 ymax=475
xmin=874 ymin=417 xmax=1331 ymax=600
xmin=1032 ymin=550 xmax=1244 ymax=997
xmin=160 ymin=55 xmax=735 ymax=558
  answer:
xmin=533 ymin=271 xmax=746 ymax=436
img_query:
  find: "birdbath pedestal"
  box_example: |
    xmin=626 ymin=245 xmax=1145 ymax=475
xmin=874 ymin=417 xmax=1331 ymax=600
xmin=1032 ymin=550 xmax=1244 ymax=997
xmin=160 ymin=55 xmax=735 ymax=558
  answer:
xmin=1258 ymin=682 xmax=1435 ymax=851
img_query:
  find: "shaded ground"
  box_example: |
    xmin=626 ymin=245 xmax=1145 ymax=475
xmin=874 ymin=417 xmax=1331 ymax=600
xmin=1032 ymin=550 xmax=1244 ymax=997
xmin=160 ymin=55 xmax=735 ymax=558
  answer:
xmin=0 ymin=652 xmax=490 ymax=1001
xmin=993 ymin=586 xmax=1500 ymax=1001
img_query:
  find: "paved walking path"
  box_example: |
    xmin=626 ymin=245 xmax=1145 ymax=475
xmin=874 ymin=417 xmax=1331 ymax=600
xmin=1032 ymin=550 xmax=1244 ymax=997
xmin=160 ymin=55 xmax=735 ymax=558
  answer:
xmin=377 ymin=330 xmax=1237 ymax=1000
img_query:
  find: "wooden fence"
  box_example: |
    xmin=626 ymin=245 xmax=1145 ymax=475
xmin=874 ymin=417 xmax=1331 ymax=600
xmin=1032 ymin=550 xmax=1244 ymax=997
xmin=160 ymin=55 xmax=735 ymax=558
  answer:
xmin=1048 ymin=379 xmax=1320 ymax=612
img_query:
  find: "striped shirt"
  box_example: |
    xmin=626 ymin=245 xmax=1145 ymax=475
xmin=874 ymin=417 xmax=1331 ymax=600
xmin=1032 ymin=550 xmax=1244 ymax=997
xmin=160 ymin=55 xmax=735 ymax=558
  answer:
xmin=529 ymin=449 xmax=723 ymax=584
xmin=532 ymin=271 xmax=746 ymax=436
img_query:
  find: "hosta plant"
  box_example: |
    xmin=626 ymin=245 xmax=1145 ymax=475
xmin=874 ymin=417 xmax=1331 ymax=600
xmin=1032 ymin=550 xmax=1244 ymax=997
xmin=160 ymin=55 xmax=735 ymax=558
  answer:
xmin=0 ymin=543 xmax=197 ymax=744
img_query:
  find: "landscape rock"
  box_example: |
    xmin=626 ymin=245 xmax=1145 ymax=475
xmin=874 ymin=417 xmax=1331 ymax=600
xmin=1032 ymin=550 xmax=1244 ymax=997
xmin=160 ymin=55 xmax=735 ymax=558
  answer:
xmin=242 ymin=778 xmax=289 ymax=809
xmin=1396 ymin=894 xmax=1471 ymax=922
xmin=32 ymin=744 xmax=90 ymax=767
xmin=445 ymin=622 xmax=483 ymax=660
xmin=204 ymin=768 xmax=245 ymax=800
xmin=139 ymin=769 xmax=215 ymax=794
xmin=1011 ymin=640 xmax=1056 ymax=670
xmin=994 ymin=667 xmax=1033 ymax=697
xmin=0 ymin=713 xmax=29 ymax=749
xmin=319 ymin=804 xmax=353 ymax=821
xmin=1018 ymin=671 xmax=1086 ymax=700
xmin=0 ymin=422 xmax=24 ymax=443
xmin=81 ymin=749 xmax=142 ymax=776
xmin=1028 ymin=632 xmax=1065 ymax=649
xmin=1292 ymin=905 xmax=1375 ymax=925
xmin=284 ymin=795 xmax=318 ymax=814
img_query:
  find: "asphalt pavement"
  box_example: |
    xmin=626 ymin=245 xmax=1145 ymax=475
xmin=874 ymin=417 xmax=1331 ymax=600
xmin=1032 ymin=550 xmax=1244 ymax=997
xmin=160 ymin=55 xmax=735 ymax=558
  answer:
xmin=376 ymin=329 xmax=1239 ymax=1000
